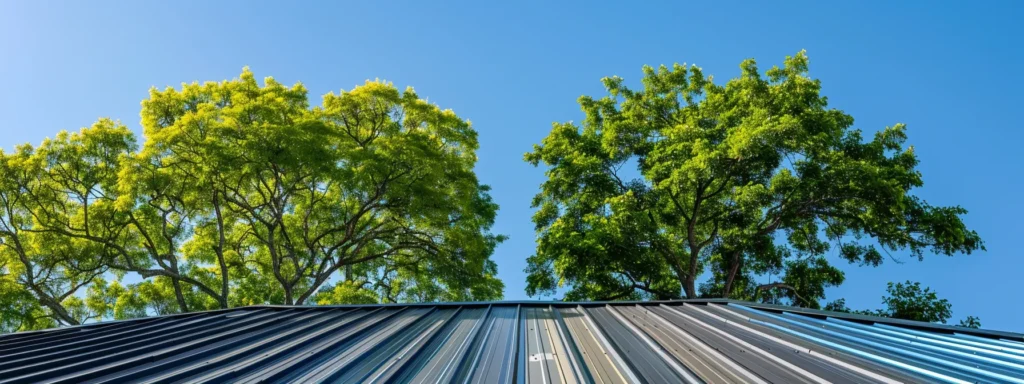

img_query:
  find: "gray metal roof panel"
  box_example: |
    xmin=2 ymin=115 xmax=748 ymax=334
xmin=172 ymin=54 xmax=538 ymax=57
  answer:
xmin=1 ymin=300 xmax=1020 ymax=384
xmin=557 ymin=307 xmax=630 ymax=384
xmin=585 ymin=306 xmax=691 ymax=383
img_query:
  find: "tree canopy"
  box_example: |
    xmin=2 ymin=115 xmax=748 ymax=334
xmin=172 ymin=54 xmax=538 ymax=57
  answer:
xmin=0 ymin=53 xmax=993 ymax=333
xmin=0 ymin=69 xmax=504 ymax=331
xmin=525 ymin=51 xmax=983 ymax=305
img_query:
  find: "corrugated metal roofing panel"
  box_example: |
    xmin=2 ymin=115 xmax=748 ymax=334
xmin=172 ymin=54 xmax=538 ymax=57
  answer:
xmin=1 ymin=300 xmax=1021 ymax=384
xmin=557 ymin=307 xmax=630 ymax=384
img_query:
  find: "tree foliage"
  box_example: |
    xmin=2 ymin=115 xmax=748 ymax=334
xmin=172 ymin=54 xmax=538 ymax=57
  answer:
xmin=525 ymin=51 xmax=982 ymax=305
xmin=958 ymin=316 xmax=982 ymax=329
xmin=824 ymin=281 xmax=978 ymax=327
xmin=0 ymin=69 xmax=503 ymax=331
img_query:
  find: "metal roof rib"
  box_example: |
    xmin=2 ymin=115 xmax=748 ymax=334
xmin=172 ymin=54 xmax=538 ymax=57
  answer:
xmin=549 ymin=305 xmax=589 ymax=383
xmin=0 ymin=299 xmax=1018 ymax=384
xmin=556 ymin=307 xmax=629 ymax=384
xmin=652 ymin=304 xmax=820 ymax=384
xmin=184 ymin=307 xmax=414 ymax=383
xmin=725 ymin=304 xmax=1009 ymax=384
xmin=585 ymin=305 xmax=693 ymax=383
xmin=689 ymin=304 xmax=909 ymax=384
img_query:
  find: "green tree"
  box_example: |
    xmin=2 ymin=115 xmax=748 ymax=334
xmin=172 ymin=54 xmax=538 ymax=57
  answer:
xmin=825 ymin=281 xmax=978 ymax=326
xmin=138 ymin=70 xmax=503 ymax=305
xmin=15 ymin=119 xmax=224 ymax=315
xmin=879 ymin=281 xmax=952 ymax=322
xmin=0 ymin=143 xmax=111 ymax=327
xmin=526 ymin=51 xmax=982 ymax=304
xmin=958 ymin=316 xmax=981 ymax=329
xmin=1 ymin=69 xmax=504 ymax=331
xmin=0 ymin=273 xmax=53 ymax=332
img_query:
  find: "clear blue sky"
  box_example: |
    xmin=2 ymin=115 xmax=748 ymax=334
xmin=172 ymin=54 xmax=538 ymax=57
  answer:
xmin=2 ymin=1 xmax=1022 ymax=331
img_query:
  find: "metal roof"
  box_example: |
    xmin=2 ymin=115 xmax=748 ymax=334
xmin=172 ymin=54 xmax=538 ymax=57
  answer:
xmin=1 ymin=299 xmax=1022 ymax=384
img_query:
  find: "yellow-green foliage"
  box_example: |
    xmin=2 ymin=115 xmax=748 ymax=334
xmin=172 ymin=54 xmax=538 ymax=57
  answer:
xmin=0 ymin=69 xmax=504 ymax=331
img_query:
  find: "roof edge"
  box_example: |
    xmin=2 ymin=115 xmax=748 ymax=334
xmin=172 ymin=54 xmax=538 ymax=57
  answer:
xmin=5 ymin=298 xmax=1021 ymax=341
xmin=246 ymin=298 xmax=1024 ymax=341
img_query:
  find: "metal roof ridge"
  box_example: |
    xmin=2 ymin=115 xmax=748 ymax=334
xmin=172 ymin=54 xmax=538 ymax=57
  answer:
xmin=3 ymin=298 xmax=1021 ymax=342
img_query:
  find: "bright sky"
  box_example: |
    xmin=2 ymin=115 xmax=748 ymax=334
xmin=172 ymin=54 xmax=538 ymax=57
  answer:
xmin=2 ymin=1 xmax=1021 ymax=331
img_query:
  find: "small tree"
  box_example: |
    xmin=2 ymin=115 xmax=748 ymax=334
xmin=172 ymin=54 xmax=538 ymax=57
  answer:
xmin=825 ymin=280 xmax=978 ymax=325
xmin=958 ymin=316 xmax=981 ymax=329
xmin=880 ymin=281 xmax=951 ymax=323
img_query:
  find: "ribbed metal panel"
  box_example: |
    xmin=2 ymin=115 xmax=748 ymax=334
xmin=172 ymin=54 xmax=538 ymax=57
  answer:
xmin=1 ymin=300 xmax=1021 ymax=384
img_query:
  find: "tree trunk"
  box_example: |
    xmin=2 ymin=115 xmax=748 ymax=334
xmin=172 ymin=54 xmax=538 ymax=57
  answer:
xmin=681 ymin=245 xmax=701 ymax=299
xmin=682 ymin=276 xmax=696 ymax=299
xmin=171 ymin=278 xmax=189 ymax=312
xmin=283 ymin=284 xmax=294 ymax=305
xmin=658 ymin=242 xmax=692 ymax=299
xmin=722 ymin=251 xmax=743 ymax=298
xmin=212 ymin=192 xmax=230 ymax=309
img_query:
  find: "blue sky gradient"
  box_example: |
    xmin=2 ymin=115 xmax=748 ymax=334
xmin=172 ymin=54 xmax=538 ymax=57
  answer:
xmin=2 ymin=1 xmax=1021 ymax=330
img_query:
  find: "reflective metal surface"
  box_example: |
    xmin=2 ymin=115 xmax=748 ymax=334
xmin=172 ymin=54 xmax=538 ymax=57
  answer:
xmin=1 ymin=300 xmax=1021 ymax=383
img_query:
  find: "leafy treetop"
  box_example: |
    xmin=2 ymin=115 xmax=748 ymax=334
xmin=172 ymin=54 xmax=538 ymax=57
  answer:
xmin=0 ymin=69 xmax=504 ymax=331
xmin=525 ymin=51 xmax=982 ymax=305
